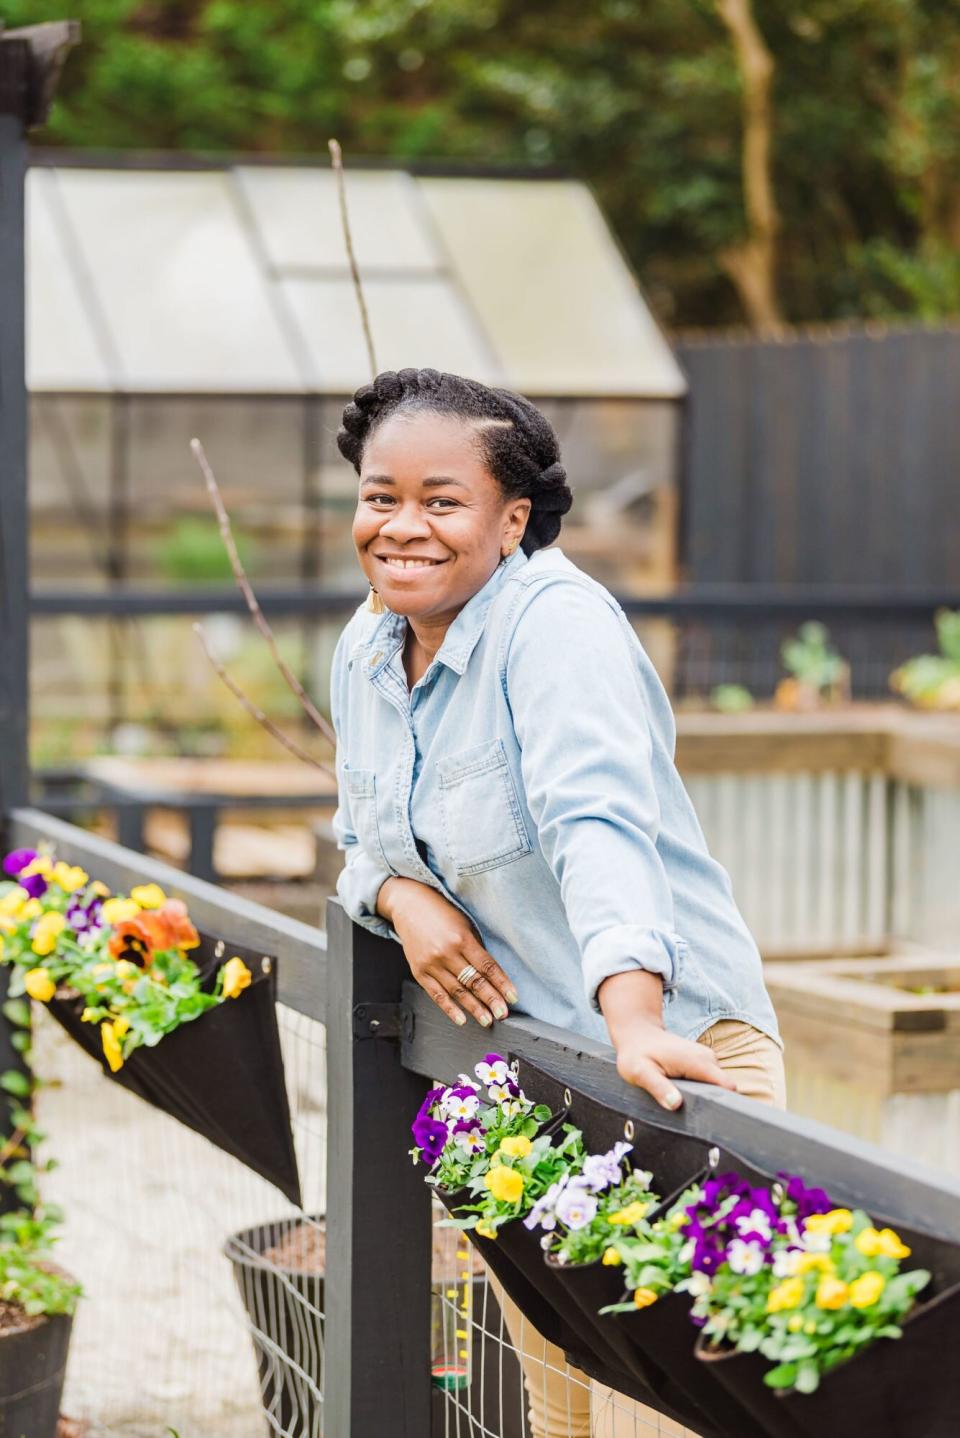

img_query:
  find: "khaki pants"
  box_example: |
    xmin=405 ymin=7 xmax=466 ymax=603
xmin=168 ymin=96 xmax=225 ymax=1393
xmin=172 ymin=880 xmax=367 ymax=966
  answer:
xmin=494 ymin=1019 xmax=787 ymax=1438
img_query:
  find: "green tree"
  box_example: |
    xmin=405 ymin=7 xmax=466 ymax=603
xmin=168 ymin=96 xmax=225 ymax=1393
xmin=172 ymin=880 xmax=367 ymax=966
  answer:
xmin=11 ymin=0 xmax=960 ymax=326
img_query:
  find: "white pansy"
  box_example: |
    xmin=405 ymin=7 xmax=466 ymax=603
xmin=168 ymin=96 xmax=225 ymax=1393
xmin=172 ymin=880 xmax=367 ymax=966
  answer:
xmin=734 ymin=1208 xmax=773 ymax=1242
xmin=726 ymin=1239 xmax=765 ymax=1276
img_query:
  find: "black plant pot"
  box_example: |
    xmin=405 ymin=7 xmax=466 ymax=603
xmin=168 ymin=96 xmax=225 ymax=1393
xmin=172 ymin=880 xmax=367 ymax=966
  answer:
xmin=224 ymin=1217 xmax=324 ymax=1438
xmin=0 ymin=1310 xmax=72 ymax=1438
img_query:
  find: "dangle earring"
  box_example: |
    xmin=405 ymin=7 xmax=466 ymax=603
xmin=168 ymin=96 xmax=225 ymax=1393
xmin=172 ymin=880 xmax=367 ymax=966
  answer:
xmin=500 ymin=539 xmax=519 ymax=562
xmin=366 ymin=586 xmax=385 ymax=614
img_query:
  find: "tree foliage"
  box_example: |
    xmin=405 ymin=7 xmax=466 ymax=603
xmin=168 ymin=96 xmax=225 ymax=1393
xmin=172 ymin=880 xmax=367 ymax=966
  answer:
xmin=11 ymin=0 xmax=960 ymax=327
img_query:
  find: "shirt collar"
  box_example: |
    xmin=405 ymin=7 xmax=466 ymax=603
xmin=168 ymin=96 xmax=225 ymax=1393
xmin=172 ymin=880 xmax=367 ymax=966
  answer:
xmin=355 ymin=547 xmax=528 ymax=680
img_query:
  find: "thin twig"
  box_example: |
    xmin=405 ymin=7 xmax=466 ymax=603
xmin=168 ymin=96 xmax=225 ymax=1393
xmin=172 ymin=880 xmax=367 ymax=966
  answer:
xmin=190 ymin=438 xmax=337 ymax=747
xmin=193 ymin=624 xmax=333 ymax=775
xmin=329 ymin=138 xmax=378 ymax=380
xmin=0 ymin=1125 xmax=29 ymax=1168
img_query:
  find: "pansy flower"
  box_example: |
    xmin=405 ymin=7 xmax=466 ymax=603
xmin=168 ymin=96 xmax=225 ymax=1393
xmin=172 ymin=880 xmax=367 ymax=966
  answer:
xmin=440 ymin=1086 xmax=481 ymax=1122
xmin=66 ymin=894 xmax=104 ymax=934
xmin=453 ymin=1122 xmax=485 ymax=1156
xmin=411 ymin=1114 xmax=448 ymax=1165
xmin=3 ymin=847 xmax=37 ymax=878
xmin=475 ymin=1055 xmax=510 ymax=1087
xmin=581 ymin=1142 xmax=634 ymax=1193
xmin=554 ymin=1182 xmax=599 ymax=1232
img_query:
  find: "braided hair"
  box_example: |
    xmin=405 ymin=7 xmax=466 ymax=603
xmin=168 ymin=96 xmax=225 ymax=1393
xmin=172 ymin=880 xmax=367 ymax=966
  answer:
xmin=337 ymin=368 xmax=573 ymax=555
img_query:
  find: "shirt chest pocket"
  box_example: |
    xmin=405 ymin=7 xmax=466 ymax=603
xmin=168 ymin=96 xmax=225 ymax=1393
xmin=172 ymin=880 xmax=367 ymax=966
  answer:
xmin=344 ymin=767 xmax=393 ymax=873
xmin=437 ymin=738 xmax=532 ymax=878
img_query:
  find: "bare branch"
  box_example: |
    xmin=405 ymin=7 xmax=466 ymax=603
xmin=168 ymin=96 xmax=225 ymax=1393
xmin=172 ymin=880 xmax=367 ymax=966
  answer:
xmin=190 ymin=437 xmax=337 ymax=747
xmin=193 ymin=623 xmax=333 ymax=775
xmin=329 ymin=138 xmax=378 ymax=380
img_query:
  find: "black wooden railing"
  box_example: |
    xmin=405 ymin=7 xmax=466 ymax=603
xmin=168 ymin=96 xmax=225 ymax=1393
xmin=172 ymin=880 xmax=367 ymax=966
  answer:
xmin=6 ymin=805 xmax=960 ymax=1436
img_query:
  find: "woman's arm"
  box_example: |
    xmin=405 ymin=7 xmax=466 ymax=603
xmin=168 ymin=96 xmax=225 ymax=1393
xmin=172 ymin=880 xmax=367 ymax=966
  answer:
xmin=506 ymin=580 xmax=735 ymax=1108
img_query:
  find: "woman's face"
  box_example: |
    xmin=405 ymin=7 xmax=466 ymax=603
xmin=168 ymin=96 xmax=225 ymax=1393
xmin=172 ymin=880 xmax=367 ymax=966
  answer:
xmin=353 ymin=410 xmax=531 ymax=626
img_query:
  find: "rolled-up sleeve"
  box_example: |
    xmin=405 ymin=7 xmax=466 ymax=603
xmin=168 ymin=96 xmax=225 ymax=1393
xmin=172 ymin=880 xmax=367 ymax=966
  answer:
xmin=330 ymin=636 xmax=399 ymax=944
xmin=504 ymin=581 xmax=685 ymax=1011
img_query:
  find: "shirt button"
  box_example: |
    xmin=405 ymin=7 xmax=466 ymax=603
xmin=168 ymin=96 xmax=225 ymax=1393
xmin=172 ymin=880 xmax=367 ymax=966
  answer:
xmin=369 ymin=651 xmax=383 ymax=666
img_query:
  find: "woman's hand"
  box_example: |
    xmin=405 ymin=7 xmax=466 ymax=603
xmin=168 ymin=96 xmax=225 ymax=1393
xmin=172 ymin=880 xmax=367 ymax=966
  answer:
xmin=599 ymin=969 xmax=737 ymax=1111
xmin=376 ymin=876 xmax=518 ymax=1029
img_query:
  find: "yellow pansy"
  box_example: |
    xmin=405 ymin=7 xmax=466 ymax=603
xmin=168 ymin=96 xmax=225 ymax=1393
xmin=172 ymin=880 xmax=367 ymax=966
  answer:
xmin=21 ymin=856 xmax=53 ymax=879
xmin=90 ymin=880 xmax=110 ymax=897
xmin=130 ymin=883 xmax=166 ymax=910
xmin=602 ymin=1247 xmax=622 ymax=1267
xmin=112 ymin=1015 xmax=131 ymax=1038
xmin=804 ymin=1209 xmax=853 ymax=1237
xmin=485 ymin=1166 xmax=525 ymax=1204
xmin=80 ymin=1007 xmax=99 ymax=1023
xmin=849 ymin=1271 xmax=886 ymax=1309
xmin=475 ymin=1220 xmax=498 ymax=1241
xmin=51 ymin=862 xmax=88 ymax=893
xmin=793 ymin=1252 xmax=835 ymax=1275
xmin=816 ymin=1276 xmax=850 ymax=1310
xmin=101 ymin=897 xmax=141 ymax=925
xmin=633 ymin=1288 xmax=658 ymax=1309
xmin=24 ymin=967 xmax=56 ymax=1002
xmin=767 ymin=1277 xmax=805 ymax=1313
xmin=0 ymin=887 xmax=28 ymax=916
xmin=0 ymin=915 xmax=16 ymax=936
xmin=222 ymin=957 xmax=253 ymax=1000
xmin=31 ymin=912 xmax=67 ymax=956
xmin=608 ymin=1201 xmax=650 ymax=1227
xmin=101 ymin=1021 xmax=124 ymax=1073
xmin=20 ymin=899 xmax=42 ymax=921
xmin=498 ymin=1135 xmax=532 ymax=1159
xmin=855 ymin=1227 xmax=911 ymax=1260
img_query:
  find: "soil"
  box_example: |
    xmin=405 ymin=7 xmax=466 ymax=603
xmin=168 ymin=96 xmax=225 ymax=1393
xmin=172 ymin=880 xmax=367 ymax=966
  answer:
xmin=262 ymin=1221 xmax=326 ymax=1275
xmin=0 ymin=1297 xmax=45 ymax=1337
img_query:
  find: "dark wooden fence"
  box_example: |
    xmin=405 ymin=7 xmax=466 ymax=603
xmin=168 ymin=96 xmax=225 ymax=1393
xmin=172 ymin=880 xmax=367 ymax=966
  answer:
xmin=676 ymin=325 xmax=960 ymax=589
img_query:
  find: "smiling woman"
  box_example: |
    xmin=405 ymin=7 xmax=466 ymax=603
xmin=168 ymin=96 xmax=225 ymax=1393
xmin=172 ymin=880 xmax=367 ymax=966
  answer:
xmin=330 ymin=366 xmax=785 ymax=1438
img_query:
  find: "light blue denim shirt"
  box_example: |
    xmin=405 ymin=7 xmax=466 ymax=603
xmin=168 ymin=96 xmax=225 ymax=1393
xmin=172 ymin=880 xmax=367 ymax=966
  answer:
xmin=330 ymin=546 xmax=781 ymax=1049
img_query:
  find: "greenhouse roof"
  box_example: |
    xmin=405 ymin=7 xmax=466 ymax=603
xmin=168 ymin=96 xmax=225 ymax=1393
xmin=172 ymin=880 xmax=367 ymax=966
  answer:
xmin=26 ymin=158 xmax=686 ymax=400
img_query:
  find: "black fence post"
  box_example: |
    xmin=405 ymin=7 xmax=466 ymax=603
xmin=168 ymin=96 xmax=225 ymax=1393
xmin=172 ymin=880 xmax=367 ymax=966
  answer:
xmin=324 ymin=900 xmax=433 ymax=1437
xmin=0 ymin=20 xmax=80 ymax=1207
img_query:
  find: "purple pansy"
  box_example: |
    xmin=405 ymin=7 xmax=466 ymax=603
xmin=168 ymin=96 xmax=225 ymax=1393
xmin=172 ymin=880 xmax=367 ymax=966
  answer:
xmin=581 ymin=1142 xmax=633 ymax=1193
xmin=19 ymin=871 xmax=48 ymax=899
xmin=66 ymin=895 xmax=103 ymax=934
xmin=779 ymin=1172 xmax=834 ymax=1219
xmin=411 ymin=1114 xmax=448 ymax=1165
xmin=3 ymin=848 xmax=37 ymax=878
xmin=554 ymin=1181 xmax=598 ymax=1232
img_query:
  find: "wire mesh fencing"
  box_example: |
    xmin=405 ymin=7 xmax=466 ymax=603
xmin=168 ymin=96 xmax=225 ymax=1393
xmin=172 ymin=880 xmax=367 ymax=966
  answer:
xmin=34 ymin=1002 xmax=326 ymax=1438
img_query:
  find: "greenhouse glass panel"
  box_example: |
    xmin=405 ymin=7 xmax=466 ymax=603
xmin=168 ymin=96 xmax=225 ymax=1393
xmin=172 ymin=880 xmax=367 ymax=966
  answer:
xmin=54 ymin=170 xmax=305 ymax=392
xmin=282 ymin=276 xmax=500 ymax=391
xmin=419 ymin=179 xmax=686 ymax=399
xmin=236 ymin=167 xmax=440 ymax=273
xmin=27 ymin=170 xmax=112 ymax=390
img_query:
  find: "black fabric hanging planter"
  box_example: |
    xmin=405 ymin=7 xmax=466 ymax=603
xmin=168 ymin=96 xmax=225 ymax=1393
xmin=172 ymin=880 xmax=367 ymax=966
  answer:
xmin=48 ymin=932 xmax=302 ymax=1206
xmin=693 ymin=1214 xmax=960 ymax=1438
xmin=772 ymin=1223 xmax=960 ymax=1438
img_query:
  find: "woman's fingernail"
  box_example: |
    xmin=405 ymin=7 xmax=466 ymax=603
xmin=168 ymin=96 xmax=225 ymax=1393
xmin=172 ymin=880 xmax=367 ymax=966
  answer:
xmin=479 ymin=1013 xmax=491 ymax=1028
xmin=454 ymin=1012 xmax=466 ymax=1026
xmin=663 ymin=1088 xmax=682 ymax=1110
xmin=505 ymin=989 xmax=519 ymax=1005
xmin=493 ymin=1004 xmax=508 ymax=1021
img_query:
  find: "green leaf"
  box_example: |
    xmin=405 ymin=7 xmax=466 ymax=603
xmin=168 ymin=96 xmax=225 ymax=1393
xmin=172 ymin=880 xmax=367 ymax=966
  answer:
xmin=763 ymin=1363 xmax=798 ymax=1390
xmin=1 ymin=1000 xmax=31 ymax=1029
xmin=9 ymin=1032 xmax=30 ymax=1054
xmin=0 ymin=1070 xmax=31 ymax=1097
